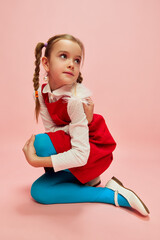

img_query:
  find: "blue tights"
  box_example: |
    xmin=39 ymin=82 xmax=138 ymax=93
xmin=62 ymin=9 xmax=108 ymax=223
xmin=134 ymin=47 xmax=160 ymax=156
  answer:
xmin=31 ymin=133 xmax=131 ymax=207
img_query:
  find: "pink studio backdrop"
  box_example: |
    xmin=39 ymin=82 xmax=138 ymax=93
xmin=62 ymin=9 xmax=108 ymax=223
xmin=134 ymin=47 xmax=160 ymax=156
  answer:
xmin=1 ymin=1 xmax=160 ymax=240
xmin=1 ymin=0 xmax=159 ymax=148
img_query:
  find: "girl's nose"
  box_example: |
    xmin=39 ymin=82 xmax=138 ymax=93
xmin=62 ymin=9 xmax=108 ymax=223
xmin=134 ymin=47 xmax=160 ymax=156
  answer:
xmin=68 ymin=60 xmax=74 ymax=69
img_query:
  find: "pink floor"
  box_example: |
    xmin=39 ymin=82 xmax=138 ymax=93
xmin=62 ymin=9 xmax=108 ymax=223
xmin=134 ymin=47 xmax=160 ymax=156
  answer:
xmin=1 ymin=137 xmax=160 ymax=240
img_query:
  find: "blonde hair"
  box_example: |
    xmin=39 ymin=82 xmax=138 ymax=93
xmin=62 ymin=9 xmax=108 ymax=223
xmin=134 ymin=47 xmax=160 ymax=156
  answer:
xmin=32 ymin=34 xmax=85 ymax=121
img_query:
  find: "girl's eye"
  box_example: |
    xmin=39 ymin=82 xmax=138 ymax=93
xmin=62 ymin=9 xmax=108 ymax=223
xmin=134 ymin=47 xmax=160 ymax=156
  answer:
xmin=75 ymin=59 xmax=81 ymax=64
xmin=60 ymin=54 xmax=67 ymax=59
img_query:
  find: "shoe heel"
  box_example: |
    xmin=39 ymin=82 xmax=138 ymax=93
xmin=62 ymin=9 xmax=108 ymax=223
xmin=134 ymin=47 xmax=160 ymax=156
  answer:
xmin=112 ymin=176 xmax=124 ymax=187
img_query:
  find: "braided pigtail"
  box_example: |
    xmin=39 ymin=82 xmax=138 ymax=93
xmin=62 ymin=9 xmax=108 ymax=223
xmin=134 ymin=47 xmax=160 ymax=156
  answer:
xmin=77 ymin=72 xmax=83 ymax=83
xmin=33 ymin=42 xmax=46 ymax=121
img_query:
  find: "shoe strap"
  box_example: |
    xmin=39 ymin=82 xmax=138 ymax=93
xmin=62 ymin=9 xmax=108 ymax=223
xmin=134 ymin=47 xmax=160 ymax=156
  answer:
xmin=114 ymin=190 xmax=119 ymax=207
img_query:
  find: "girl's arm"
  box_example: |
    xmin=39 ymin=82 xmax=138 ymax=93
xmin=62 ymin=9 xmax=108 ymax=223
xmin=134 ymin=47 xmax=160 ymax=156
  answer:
xmin=23 ymin=98 xmax=93 ymax=169
xmin=50 ymin=98 xmax=90 ymax=171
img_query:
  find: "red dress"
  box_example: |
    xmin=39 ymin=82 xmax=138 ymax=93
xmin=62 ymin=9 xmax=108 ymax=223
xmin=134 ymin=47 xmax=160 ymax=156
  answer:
xmin=41 ymin=84 xmax=116 ymax=184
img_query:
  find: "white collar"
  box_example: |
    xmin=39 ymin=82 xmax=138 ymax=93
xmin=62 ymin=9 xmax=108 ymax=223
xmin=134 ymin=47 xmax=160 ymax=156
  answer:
xmin=43 ymin=83 xmax=74 ymax=98
xmin=42 ymin=82 xmax=92 ymax=103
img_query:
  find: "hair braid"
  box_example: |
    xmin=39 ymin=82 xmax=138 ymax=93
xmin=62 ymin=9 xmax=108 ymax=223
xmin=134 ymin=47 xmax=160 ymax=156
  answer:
xmin=33 ymin=42 xmax=45 ymax=121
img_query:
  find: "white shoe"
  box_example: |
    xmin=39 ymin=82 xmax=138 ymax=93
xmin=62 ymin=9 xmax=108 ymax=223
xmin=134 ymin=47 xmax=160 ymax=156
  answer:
xmin=105 ymin=176 xmax=150 ymax=216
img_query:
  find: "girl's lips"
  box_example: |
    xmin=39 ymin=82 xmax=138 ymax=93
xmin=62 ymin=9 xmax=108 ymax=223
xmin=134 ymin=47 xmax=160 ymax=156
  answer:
xmin=63 ymin=72 xmax=74 ymax=76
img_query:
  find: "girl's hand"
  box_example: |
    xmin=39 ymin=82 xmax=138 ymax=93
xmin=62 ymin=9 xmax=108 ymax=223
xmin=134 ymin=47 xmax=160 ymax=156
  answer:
xmin=83 ymin=97 xmax=94 ymax=124
xmin=22 ymin=135 xmax=53 ymax=168
xmin=22 ymin=135 xmax=37 ymax=167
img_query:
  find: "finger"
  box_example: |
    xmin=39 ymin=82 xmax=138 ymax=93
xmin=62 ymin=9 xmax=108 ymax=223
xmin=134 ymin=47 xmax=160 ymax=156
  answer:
xmin=22 ymin=139 xmax=30 ymax=150
xmin=22 ymin=144 xmax=27 ymax=153
xmin=86 ymin=97 xmax=92 ymax=100
xmin=30 ymin=134 xmax=35 ymax=142
xmin=86 ymin=97 xmax=93 ymax=101
xmin=26 ymin=139 xmax=30 ymax=145
xmin=25 ymin=135 xmax=34 ymax=144
xmin=86 ymin=98 xmax=94 ymax=106
xmin=88 ymin=98 xmax=93 ymax=103
xmin=29 ymin=136 xmax=35 ymax=147
xmin=28 ymin=134 xmax=35 ymax=143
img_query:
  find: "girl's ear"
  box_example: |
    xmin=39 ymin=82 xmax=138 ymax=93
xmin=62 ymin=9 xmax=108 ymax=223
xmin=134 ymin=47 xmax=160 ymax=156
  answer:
xmin=42 ymin=56 xmax=49 ymax=72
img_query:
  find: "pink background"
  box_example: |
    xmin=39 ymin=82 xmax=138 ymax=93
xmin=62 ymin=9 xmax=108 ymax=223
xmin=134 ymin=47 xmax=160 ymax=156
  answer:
xmin=1 ymin=0 xmax=160 ymax=239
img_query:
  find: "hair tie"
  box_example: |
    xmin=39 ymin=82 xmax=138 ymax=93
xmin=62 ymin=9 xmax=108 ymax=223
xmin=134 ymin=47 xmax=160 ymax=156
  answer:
xmin=35 ymin=91 xmax=38 ymax=98
xmin=44 ymin=42 xmax=48 ymax=47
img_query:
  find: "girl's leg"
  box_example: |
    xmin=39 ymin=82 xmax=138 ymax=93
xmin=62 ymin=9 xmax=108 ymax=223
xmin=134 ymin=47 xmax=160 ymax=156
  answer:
xmin=31 ymin=133 xmax=150 ymax=216
xmin=31 ymin=170 xmax=131 ymax=207
xmin=34 ymin=133 xmax=57 ymax=157
xmin=32 ymin=133 xmax=130 ymax=207
xmin=34 ymin=133 xmax=57 ymax=173
xmin=34 ymin=133 xmax=101 ymax=186
xmin=31 ymin=134 xmax=130 ymax=207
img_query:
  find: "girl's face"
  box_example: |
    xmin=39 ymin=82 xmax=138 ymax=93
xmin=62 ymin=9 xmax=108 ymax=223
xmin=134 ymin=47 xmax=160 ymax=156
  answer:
xmin=42 ymin=39 xmax=82 ymax=91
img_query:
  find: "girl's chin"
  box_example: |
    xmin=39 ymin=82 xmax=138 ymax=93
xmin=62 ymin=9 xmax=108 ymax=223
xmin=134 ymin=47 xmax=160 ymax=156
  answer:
xmin=62 ymin=79 xmax=77 ymax=84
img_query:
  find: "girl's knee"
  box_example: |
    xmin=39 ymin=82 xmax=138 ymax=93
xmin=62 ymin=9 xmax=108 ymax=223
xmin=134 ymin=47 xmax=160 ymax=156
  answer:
xmin=31 ymin=180 xmax=47 ymax=204
xmin=34 ymin=134 xmax=46 ymax=157
xmin=31 ymin=180 xmax=39 ymax=199
xmin=34 ymin=133 xmax=57 ymax=157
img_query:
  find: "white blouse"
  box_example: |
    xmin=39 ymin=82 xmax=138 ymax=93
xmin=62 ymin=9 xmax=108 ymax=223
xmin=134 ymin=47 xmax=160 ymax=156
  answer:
xmin=36 ymin=82 xmax=92 ymax=172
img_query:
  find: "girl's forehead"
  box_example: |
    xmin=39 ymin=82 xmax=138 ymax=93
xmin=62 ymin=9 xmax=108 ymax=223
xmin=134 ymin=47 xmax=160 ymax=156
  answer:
xmin=52 ymin=39 xmax=82 ymax=56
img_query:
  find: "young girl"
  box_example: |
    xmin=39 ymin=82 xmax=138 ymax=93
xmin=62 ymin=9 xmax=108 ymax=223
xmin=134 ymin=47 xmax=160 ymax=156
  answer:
xmin=23 ymin=34 xmax=149 ymax=216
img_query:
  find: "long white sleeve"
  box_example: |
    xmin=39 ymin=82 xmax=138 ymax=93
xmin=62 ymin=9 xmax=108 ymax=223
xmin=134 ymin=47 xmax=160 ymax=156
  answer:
xmin=51 ymin=97 xmax=90 ymax=171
